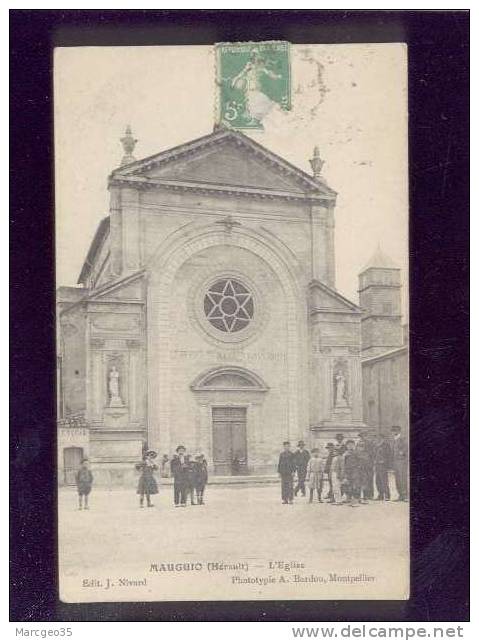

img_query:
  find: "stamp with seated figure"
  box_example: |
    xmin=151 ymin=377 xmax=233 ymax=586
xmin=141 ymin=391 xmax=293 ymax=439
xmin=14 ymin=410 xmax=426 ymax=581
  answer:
xmin=216 ymin=41 xmax=291 ymax=130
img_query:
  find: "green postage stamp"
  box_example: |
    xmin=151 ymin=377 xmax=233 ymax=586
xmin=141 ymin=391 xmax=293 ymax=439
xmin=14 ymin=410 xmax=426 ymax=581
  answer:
xmin=216 ymin=41 xmax=291 ymax=130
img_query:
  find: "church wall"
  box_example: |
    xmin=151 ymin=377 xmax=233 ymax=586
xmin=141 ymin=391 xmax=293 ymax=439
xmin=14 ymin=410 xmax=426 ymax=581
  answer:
xmin=145 ymin=215 xmax=312 ymax=474
xmin=59 ymin=304 xmax=87 ymax=416
xmin=361 ymin=318 xmax=403 ymax=355
xmin=137 ymin=188 xmax=314 ymax=279
xmin=76 ymin=283 xmax=148 ymax=484
xmin=88 ymin=234 xmax=111 ymax=290
xmin=359 ymin=268 xmax=400 ymax=291
xmin=149 ymin=242 xmax=307 ymax=473
xmin=362 ymin=347 xmax=409 ymax=433
xmin=309 ymin=311 xmax=364 ymax=436
xmin=362 ymin=287 xmax=401 ymax=316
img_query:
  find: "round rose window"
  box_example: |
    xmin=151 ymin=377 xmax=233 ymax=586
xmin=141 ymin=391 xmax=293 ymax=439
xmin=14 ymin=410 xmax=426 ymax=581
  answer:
xmin=204 ymin=278 xmax=254 ymax=333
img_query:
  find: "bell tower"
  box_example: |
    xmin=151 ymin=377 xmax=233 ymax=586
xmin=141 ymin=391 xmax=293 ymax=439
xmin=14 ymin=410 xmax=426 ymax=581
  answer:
xmin=359 ymin=245 xmax=403 ymax=357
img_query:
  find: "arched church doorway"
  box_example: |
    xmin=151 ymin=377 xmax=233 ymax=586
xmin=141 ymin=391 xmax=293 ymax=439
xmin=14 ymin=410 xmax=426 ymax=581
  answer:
xmin=191 ymin=366 xmax=269 ymax=475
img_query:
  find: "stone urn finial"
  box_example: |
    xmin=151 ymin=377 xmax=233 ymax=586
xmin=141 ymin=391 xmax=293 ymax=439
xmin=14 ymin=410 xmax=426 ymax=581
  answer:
xmin=309 ymin=145 xmax=324 ymax=178
xmin=120 ymin=125 xmax=138 ymax=166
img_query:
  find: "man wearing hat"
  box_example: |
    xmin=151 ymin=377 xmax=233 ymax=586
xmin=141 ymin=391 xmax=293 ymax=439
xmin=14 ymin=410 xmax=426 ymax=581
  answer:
xmin=170 ymin=445 xmax=188 ymax=507
xmin=334 ymin=433 xmax=347 ymax=455
xmin=277 ymin=441 xmax=296 ymax=504
xmin=390 ymin=426 xmax=408 ymax=501
xmin=358 ymin=431 xmax=375 ymax=500
xmin=293 ymin=440 xmax=310 ymax=497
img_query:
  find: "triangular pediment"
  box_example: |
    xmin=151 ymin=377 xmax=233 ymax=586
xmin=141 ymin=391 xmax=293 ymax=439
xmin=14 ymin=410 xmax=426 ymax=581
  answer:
xmin=111 ymin=129 xmax=336 ymax=198
xmin=138 ymin=141 xmax=306 ymax=192
xmin=309 ymin=280 xmax=361 ymax=314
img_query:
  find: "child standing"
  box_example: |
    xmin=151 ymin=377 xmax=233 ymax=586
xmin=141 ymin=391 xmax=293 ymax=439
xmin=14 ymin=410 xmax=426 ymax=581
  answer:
xmin=184 ymin=455 xmax=197 ymax=505
xmin=306 ymin=448 xmax=325 ymax=503
xmin=135 ymin=450 xmax=159 ymax=508
xmin=75 ymin=458 xmax=93 ymax=510
xmin=193 ymin=454 xmax=208 ymax=505
xmin=160 ymin=454 xmax=171 ymax=478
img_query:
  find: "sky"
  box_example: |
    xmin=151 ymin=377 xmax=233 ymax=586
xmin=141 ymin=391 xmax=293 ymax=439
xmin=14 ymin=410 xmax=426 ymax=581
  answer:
xmin=54 ymin=43 xmax=408 ymax=312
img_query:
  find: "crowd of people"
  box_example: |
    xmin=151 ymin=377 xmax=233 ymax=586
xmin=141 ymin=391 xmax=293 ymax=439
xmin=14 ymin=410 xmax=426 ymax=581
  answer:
xmin=277 ymin=426 xmax=409 ymax=506
xmin=73 ymin=426 xmax=408 ymax=510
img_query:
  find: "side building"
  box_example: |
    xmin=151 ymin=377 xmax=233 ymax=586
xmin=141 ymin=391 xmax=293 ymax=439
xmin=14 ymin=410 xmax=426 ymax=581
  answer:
xmin=359 ymin=247 xmax=409 ymax=433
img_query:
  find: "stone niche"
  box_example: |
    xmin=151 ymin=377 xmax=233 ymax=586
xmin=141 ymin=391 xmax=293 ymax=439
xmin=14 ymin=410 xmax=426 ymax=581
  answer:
xmin=86 ymin=303 xmax=145 ymax=430
xmin=331 ymin=356 xmax=352 ymax=422
xmin=309 ymin=287 xmax=365 ymax=449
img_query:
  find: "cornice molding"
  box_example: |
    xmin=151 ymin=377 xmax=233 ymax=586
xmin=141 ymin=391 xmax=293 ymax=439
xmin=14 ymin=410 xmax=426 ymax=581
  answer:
xmin=109 ymin=174 xmax=334 ymax=204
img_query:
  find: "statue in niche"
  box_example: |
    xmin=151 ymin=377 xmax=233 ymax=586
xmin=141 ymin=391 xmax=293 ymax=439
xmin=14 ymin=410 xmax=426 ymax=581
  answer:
xmin=334 ymin=369 xmax=349 ymax=408
xmin=108 ymin=365 xmax=123 ymax=407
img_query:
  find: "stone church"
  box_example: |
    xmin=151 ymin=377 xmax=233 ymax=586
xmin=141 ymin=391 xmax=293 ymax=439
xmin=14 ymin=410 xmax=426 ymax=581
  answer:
xmin=57 ymin=127 xmax=369 ymax=484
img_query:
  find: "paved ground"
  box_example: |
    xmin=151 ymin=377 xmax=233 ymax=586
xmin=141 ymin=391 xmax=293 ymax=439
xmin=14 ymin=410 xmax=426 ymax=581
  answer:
xmin=59 ymin=484 xmax=409 ymax=602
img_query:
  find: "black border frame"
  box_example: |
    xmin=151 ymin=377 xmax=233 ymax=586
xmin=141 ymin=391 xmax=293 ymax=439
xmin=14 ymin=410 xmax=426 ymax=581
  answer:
xmin=10 ymin=9 xmax=469 ymax=622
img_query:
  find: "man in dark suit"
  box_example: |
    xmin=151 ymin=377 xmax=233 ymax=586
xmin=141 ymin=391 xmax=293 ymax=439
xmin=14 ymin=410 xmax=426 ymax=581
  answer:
xmin=390 ymin=425 xmax=408 ymax=501
xmin=170 ymin=444 xmax=188 ymax=507
xmin=334 ymin=433 xmax=347 ymax=455
xmin=293 ymin=440 xmax=310 ymax=497
xmin=278 ymin=441 xmax=296 ymax=504
xmin=374 ymin=432 xmax=392 ymax=500
xmin=343 ymin=439 xmax=361 ymax=507
xmin=358 ymin=430 xmax=375 ymax=499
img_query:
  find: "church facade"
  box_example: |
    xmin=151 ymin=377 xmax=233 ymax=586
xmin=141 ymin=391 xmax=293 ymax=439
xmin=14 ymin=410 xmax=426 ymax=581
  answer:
xmin=57 ymin=128 xmax=366 ymax=484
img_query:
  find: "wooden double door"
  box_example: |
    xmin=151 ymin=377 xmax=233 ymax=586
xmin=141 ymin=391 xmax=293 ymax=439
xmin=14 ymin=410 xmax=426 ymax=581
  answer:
xmin=212 ymin=406 xmax=247 ymax=475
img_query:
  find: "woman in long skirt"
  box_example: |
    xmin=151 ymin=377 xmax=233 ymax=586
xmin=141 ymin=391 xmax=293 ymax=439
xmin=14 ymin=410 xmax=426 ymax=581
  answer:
xmin=135 ymin=450 xmax=159 ymax=508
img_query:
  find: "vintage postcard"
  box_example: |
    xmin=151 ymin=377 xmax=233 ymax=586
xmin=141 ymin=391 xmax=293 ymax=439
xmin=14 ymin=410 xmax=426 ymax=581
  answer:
xmin=55 ymin=42 xmax=409 ymax=602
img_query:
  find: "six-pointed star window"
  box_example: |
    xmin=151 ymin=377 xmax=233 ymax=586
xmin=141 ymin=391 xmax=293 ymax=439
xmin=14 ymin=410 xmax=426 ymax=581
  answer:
xmin=204 ymin=279 xmax=254 ymax=333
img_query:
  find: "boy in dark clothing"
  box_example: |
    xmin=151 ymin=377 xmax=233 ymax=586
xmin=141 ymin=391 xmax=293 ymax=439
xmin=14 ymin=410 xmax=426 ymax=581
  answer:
xmin=343 ymin=440 xmax=361 ymax=507
xmin=184 ymin=455 xmax=197 ymax=505
xmin=160 ymin=454 xmax=170 ymax=478
xmin=193 ymin=454 xmax=208 ymax=505
xmin=374 ymin=432 xmax=392 ymax=500
xmin=75 ymin=458 xmax=93 ymax=510
xmin=170 ymin=445 xmax=188 ymax=507
xmin=278 ymin=441 xmax=296 ymax=504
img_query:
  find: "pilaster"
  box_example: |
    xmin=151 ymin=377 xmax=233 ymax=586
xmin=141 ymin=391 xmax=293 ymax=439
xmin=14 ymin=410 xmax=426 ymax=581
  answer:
xmin=311 ymin=202 xmax=335 ymax=287
xmin=109 ymin=186 xmax=123 ymax=276
xmin=121 ymin=187 xmax=141 ymax=273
